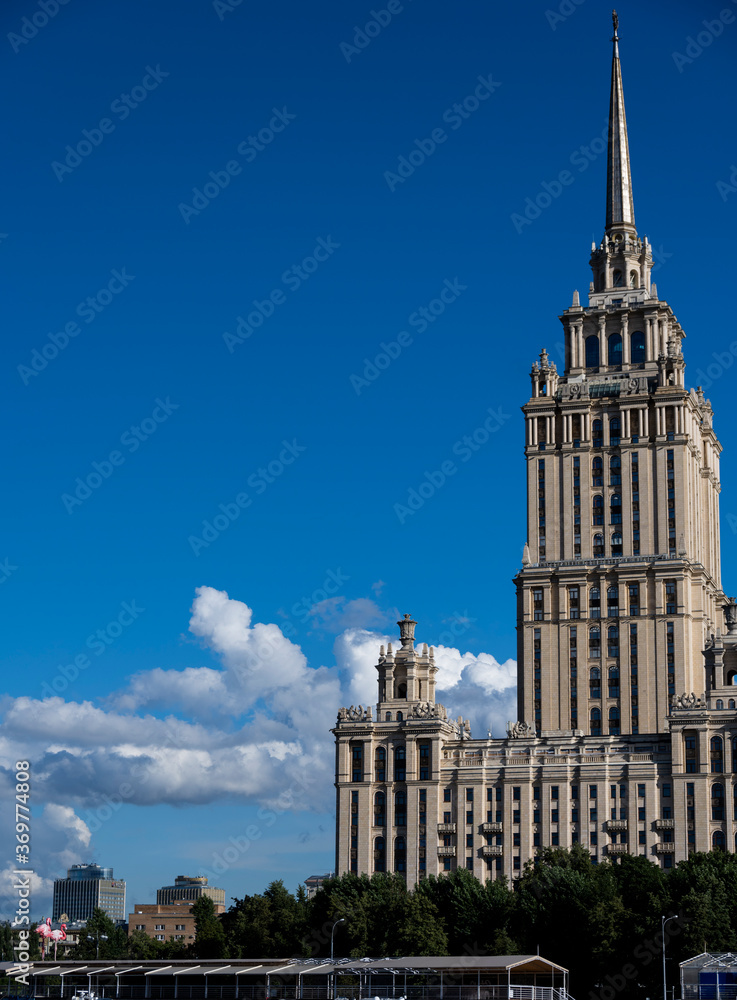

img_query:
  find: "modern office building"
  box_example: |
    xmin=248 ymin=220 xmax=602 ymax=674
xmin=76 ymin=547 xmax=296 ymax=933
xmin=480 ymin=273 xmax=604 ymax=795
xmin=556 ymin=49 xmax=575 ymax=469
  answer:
xmin=53 ymin=864 xmax=126 ymax=924
xmin=155 ymin=875 xmax=225 ymax=907
xmin=333 ymin=14 xmax=737 ymax=882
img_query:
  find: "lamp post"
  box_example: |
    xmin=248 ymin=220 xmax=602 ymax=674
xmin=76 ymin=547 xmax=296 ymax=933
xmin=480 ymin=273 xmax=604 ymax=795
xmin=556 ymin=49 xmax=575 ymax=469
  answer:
xmin=662 ymin=915 xmax=679 ymax=1000
xmin=87 ymin=931 xmax=108 ymax=959
xmin=330 ymin=918 xmax=345 ymax=1000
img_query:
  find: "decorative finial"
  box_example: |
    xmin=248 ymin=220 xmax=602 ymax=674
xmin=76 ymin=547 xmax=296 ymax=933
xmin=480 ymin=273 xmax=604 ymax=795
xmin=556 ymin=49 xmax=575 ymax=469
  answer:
xmin=397 ymin=613 xmax=417 ymax=650
xmin=612 ymin=10 xmax=619 ymax=36
xmin=572 ymin=290 xmax=580 ymax=307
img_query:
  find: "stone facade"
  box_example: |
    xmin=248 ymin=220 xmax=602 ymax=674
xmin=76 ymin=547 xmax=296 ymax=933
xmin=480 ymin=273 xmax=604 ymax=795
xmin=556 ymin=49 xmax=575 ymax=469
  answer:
xmin=333 ymin=16 xmax=737 ymax=882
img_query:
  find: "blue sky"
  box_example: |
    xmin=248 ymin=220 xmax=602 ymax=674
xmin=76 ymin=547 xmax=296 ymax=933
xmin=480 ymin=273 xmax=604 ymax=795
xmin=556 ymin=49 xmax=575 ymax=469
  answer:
xmin=1 ymin=0 xmax=736 ymax=920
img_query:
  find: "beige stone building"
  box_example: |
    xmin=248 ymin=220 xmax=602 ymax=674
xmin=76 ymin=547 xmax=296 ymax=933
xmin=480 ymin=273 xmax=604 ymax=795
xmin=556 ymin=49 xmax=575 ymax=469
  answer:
xmin=333 ymin=16 xmax=737 ymax=882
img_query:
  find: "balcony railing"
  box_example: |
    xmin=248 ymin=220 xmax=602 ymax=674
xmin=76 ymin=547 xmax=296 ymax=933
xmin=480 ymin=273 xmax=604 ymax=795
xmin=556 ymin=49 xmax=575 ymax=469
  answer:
xmin=481 ymin=822 xmax=503 ymax=833
xmin=606 ymin=842 xmax=629 ymax=854
xmin=481 ymin=844 xmax=503 ymax=856
xmin=655 ymin=841 xmax=676 ymax=854
xmin=605 ymin=819 xmax=628 ymax=831
xmin=437 ymin=823 xmax=456 ymax=833
xmin=654 ymin=818 xmax=675 ymax=830
xmin=437 ymin=845 xmax=456 ymax=856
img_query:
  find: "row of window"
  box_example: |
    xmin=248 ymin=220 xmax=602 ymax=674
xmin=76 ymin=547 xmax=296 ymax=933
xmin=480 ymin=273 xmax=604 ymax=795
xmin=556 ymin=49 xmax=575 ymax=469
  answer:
xmin=532 ymin=582 xmax=677 ymax=619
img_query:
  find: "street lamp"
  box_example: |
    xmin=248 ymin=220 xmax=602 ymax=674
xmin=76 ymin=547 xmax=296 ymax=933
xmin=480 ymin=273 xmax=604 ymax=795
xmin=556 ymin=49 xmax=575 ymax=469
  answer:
xmin=87 ymin=931 xmax=108 ymax=959
xmin=330 ymin=918 xmax=345 ymax=1000
xmin=662 ymin=915 xmax=679 ymax=1000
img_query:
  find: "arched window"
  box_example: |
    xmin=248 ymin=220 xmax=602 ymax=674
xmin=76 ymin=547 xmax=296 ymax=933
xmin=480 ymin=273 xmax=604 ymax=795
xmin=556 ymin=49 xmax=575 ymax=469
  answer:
xmin=396 ymin=711 xmax=404 ymax=721
xmin=716 ymin=700 xmax=724 ymax=711
xmin=590 ymin=708 xmax=602 ymax=736
xmin=711 ymin=736 xmax=724 ymax=773
xmin=590 ymin=588 xmax=601 ymax=617
xmin=612 ymin=531 xmax=623 ymax=556
xmin=593 ymin=419 xmax=603 ymax=447
xmin=730 ymin=700 xmax=736 ymax=710
xmin=394 ymin=791 xmax=407 ymax=826
xmin=586 ymin=336 xmax=600 ymax=368
xmin=375 ymin=747 xmax=386 ymax=782
xmin=713 ymin=831 xmax=726 ymax=852
xmin=629 ymin=270 xmax=639 ymax=288
xmin=608 ymin=333 xmax=622 ymax=366
xmin=610 ymin=494 xmax=622 ymax=524
xmin=607 ymin=627 xmax=620 ymax=660
xmin=593 ymin=533 xmax=604 ymax=557
xmin=374 ymin=791 xmax=386 ymax=826
xmin=609 ymin=706 xmax=621 ymax=736
xmin=593 ymin=495 xmax=604 ymax=525
xmin=394 ymin=745 xmax=406 ymax=782
xmin=374 ymin=836 xmax=386 ymax=872
xmin=386 ymin=712 xmax=392 ymax=721
xmin=608 ymin=664 xmax=620 ymax=698
xmin=590 ymin=666 xmax=601 ymax=697
xmin=711 ymin=783 xmax=725 ymax=820
xmin=610 ymin=456 xmax=622 ymax=485
xmin=592 ymin=457 xmax=603 ymax=487
xmin=684 ymin=731 xmax=698 ymax=773
xmin=394 ymin=835 xmax=407 ymax=871
xmin=613 ymin=269 xmax=623 ymax=287
xmin=607 ymin=586 xmax=619 ymax=616
xmin=609 ymin=416 xmax=621 ymax=445
xmin=631 ymin=331 xmax=646 ymax=363
xmin=396 ymin=682 xmax=407 ymax=699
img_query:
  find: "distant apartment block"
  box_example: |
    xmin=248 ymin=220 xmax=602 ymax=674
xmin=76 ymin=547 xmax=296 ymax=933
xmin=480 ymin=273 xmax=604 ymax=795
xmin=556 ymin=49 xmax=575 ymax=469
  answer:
xmin=53 ymin=864 xmax=126 ymax=924
xmin=156 ymin=875 xmax=225 ymax=907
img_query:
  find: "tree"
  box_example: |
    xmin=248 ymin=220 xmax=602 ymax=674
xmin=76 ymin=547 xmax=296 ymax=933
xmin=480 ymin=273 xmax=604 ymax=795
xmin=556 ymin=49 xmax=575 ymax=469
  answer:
xmin=192 ymin=896 xmax=226 ymax=959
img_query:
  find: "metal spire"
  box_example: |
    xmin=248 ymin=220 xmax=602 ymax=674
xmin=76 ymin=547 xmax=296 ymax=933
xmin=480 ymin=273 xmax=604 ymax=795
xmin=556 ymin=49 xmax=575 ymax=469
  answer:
xmin=605 ymin=10 xmax=636 ymax=234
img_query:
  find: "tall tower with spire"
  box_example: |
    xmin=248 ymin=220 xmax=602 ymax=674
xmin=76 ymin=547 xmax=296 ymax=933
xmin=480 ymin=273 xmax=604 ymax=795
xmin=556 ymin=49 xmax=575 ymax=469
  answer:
xmin=515 ymin=12 xmax=724 ymax=739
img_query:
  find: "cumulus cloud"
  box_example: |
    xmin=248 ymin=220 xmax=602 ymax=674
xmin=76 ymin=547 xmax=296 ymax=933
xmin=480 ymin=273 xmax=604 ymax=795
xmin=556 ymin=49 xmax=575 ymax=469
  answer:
xmin=0 ymin=586 xmax=517 ymax=919
xmin=307 ymin=596 xmax=387 ymax=633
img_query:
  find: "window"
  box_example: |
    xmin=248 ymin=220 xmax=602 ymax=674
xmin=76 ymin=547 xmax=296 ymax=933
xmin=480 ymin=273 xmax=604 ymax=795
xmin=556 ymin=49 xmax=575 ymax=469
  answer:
xmin=593 ymin=533 xmax=604 ymax=557
xmin=590 ymin=587 xmax=601 ymax=618
xmin=631 ymin=331 xmax=645 ymax=363
xmin=665 ymin=581 xmax=677 ymax=615
xmin=374 ymin=836 xmax=386 ymax=872
xmin=608 ymin=334 xmax=622 ymax=366
xmin=374 ymin=791 xmax=386 ymax=826
xmin=466 ymin=788 xmax=474 ymax=801
xmin=419 ymin=743 xmax=430 ymax=780
xmin=155 ymin=924 xmax=165 ymax=931
xmin=513 ymin=787 xmax=520 ymax=800
xmin=551 ymin=786 xmax=559 ymax=800
xmin=591 ymin=708 xmax=601 ymax=736
xmin=466 ymin=810 xmax=473 ymax=824
xmin=590 ymin=785 xmax=598 ymax=799
xmin=592 ymin=458 xmax=603 ymax=487
xmin=586 ymin=336 xmax=600 ymax=368
xmin=629 ymin=583 xmax=639 ymax=616
xmin=593 ymin=419 xmax=603 ymax=448
xmin=533 ymin=588 xmax=544 ymax=621
xmin=394 ymin=745 xmax=406 ymax=782
xmin=663 ymin=784 xmax=671 ymax=798
xmin=395 ymin=791 xmax=406 ymax=827
xmin=394 ymin=835 xmax=406 ymax=872
xmin=593 ymin=494 xmax=604 ymax=525
xmin=466 ymin=834 xmax=473 ymax=848
xmin=569 ymin=586 xmax=580 ymax=618
xmin=609 ymin=706 xmax=620 ymax=736
xmin=607 ymin=626 xmax=620 ymax=660
xmin=713 ymin=831 xmax=726 ymax=852
xmin=637 ymin=784 xmax=645 ymax=798
xmin=607 ymin=586 xmax=619 ymax=617
xmin=610 ymin=494 xmax=622 ymax=525
xmin=638 ymin=807 xmax=645 ymax=821
xmin=590 ymin=666 xmax=601 ymax=699
xmin=590 ymin=628 xmax=601 ymax=660
xmin=375 ymin=746 xmax=386 ymax=782
xmin=711 ymin=736 xmax=724 ymax=774
xmin=612 ymin=531 xmax=623 ymax=556
xmin=608 ymin=663 xmax=620 ymax=698
xmin=466 ymin=857 xmax=473 ymax=870
xmin=610 ymin=456 xmax=621 ymax=485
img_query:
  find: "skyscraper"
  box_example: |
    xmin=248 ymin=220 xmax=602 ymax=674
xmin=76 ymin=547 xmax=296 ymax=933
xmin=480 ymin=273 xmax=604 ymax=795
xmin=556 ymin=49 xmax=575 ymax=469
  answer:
xmin=333 ymin=14 xmax=736 ymax=882
xmin=52 ymin=864 xmax=126 ymax=924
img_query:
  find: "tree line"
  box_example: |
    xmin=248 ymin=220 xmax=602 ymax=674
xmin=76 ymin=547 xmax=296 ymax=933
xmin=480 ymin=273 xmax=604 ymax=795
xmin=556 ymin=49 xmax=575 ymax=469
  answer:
xmin=4 ymin=848 xmax=737 ymax=1000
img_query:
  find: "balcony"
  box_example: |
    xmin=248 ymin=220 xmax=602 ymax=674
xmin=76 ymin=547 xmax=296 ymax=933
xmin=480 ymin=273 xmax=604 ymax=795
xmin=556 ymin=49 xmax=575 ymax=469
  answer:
xmin=655 ymin=842 xmax=676 ymax=854
xmin=606 ymin=842 xmax=629 ymax=854
xmin=437 ymin=823 xmax=456 ymax=833
xmin=481 ymin=822 xmax=503 ymax=834
xmin=605 ymin=819 xmax=628 ymax=832
xmin=481 ymin=845 xmax=503 ymax=857
xmin=438 ymin=846 xmax=456 ymax=856
xmin=654 ymin=818 xmax=675 ymax=830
